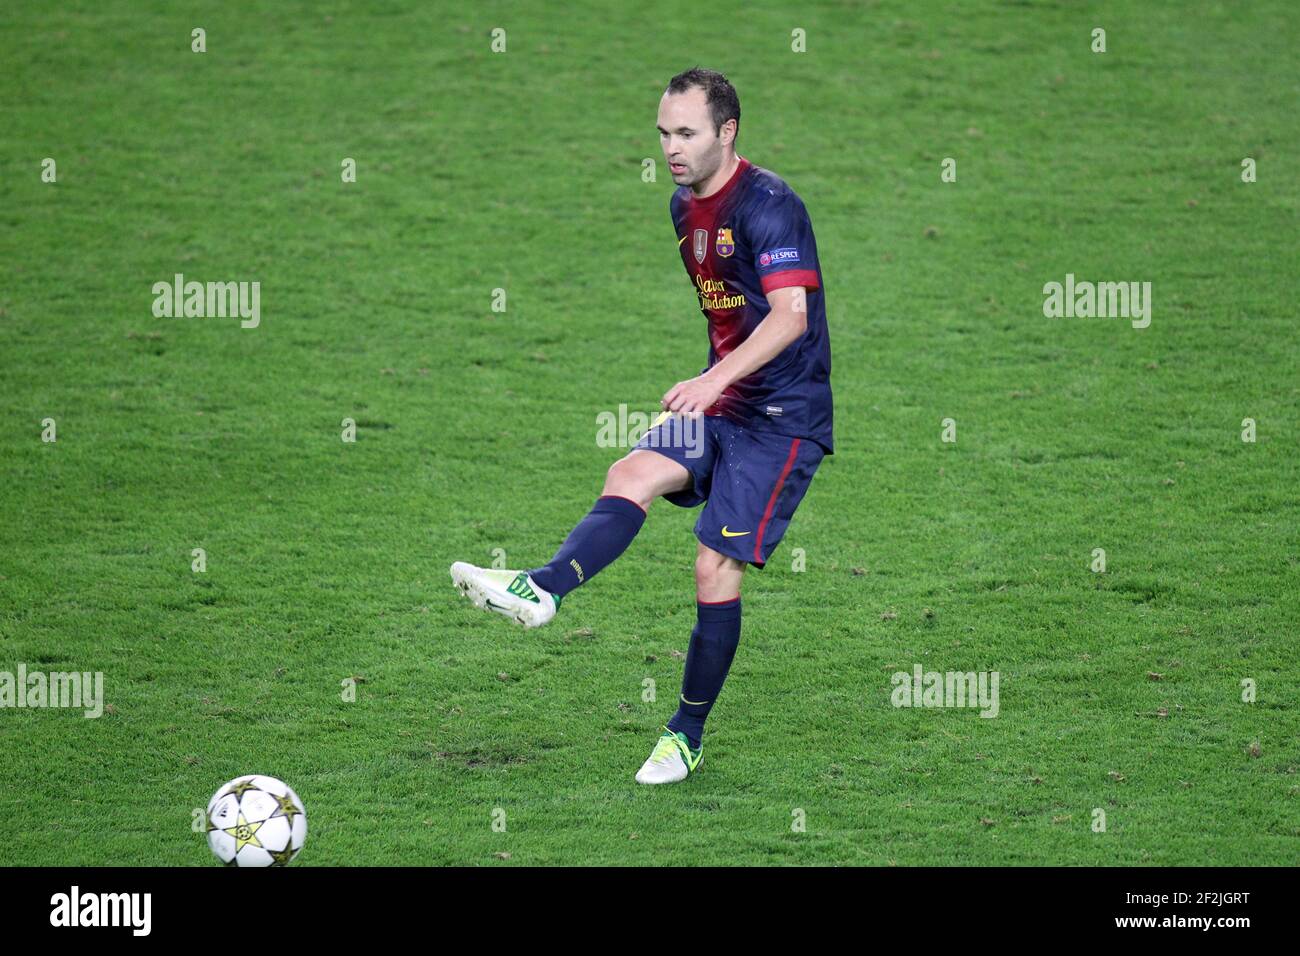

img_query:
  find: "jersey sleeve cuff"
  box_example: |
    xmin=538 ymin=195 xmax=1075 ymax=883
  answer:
xmin=760 ymin=269 xmax=820 ymax=294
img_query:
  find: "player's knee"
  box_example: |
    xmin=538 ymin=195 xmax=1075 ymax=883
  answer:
xmin=603 ymin=454 xmax=654 ymax=510
xmin=694 ymin=550 xmax=730 ymax=594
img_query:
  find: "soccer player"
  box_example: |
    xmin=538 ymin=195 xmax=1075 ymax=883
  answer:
xmin=451 ymin=67 xmax=833 ymax=784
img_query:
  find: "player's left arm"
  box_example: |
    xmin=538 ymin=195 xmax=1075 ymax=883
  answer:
xmin=660 ymin=286 xmax=807 ymax=415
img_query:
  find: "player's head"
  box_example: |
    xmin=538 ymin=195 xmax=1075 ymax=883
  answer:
xmin=658 ymin=68 xmax=741 ymax=190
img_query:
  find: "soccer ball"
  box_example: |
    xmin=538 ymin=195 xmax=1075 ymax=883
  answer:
xmin=205 ymin=775 xmax=307 ymax=867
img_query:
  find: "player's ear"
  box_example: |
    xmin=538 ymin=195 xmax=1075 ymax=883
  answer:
xmin=720 ymin=118 xmax=737 ymax=148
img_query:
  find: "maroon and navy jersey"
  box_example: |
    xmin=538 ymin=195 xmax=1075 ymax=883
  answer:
xmin=671 ymin=155 xmax=833 ymax=454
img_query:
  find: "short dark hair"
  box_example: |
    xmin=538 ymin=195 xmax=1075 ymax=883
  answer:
xmin=666 ymin=67 xmax=740 ymax=138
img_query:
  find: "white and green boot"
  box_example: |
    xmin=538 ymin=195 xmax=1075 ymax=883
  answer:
xmin=449 ymin=562 xmax=560 ymax=628
xmin=635 ymin=727 xmax=703 ymax=785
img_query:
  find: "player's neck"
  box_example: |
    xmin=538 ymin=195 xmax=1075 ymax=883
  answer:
xmin=691 ymin=152 xmax=742 ymax=200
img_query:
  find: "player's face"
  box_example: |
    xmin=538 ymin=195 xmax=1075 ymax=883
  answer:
xmin=657 ymin=88 xmax=728 ymax=188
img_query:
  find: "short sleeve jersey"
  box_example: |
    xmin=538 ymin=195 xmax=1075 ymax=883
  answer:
xmin=670 ymin=156 xmax=833 ymax=453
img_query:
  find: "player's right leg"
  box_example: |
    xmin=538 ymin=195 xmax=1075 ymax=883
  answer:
xmin=599 ymin=446 xmax=695 ymax=513
xmin=450 ymin=444 xmax=693 ymax=628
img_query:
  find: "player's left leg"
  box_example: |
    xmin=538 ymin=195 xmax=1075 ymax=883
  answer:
xmin=636 ymin=421 xmax=825 ymax=784
xmin=634 ymin=542 xmax=744 ymax=784
xmin=671 ymin=542 xmax=745 ymax=742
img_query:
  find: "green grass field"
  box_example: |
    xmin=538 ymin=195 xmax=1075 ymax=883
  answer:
xmin=1 ymin=0 xmax=1297 ymax=866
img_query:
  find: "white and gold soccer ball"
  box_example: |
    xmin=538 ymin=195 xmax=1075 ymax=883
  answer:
xmin=205 ymin=775 xmax=307 ymax=867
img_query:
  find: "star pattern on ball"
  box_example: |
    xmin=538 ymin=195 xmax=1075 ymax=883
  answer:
xmin=222 ymin=778 xmax=260 ymax=800
xmin=268 ymin=844 xmax=296 ymax=867
xmin=223 ymin=812 xmax=264 ymax=852
xmin=271 ymin=792 xmax=303 ymax=825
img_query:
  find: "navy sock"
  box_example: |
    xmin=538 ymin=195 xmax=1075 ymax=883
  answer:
xmin=527 ymin=495 xmax=646 ymax=598
xmin=667 ymin=598 xmax=742 ymax=749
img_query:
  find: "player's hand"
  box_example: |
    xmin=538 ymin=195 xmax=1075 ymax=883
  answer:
xmin=661 ymin=375 xmax=723 ymax=416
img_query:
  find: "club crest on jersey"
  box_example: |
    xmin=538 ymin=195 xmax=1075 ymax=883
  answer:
xmin=715 ymin=227 xmax=735 ymax=258
xmin=693 ymin=228 xmax=708 ymax=264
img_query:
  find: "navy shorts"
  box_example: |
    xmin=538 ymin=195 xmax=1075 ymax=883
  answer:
xmin=633 ymin=412 xmax=825 ymax=568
